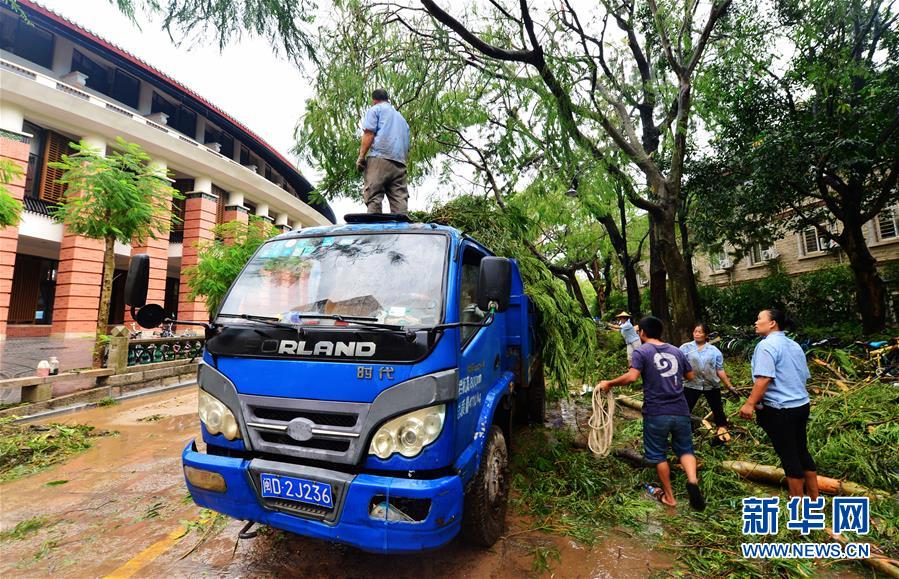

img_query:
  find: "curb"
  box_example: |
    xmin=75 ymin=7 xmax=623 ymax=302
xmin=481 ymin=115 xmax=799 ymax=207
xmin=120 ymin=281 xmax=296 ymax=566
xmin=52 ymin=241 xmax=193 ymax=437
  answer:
xmin=13 ymin=380 xmax=197 ymax=423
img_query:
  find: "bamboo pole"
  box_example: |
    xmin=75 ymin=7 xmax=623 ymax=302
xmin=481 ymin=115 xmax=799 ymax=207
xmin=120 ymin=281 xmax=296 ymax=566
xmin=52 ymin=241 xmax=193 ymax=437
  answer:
xmin=827 ymin=528 xmax=899 ymax=578
xmin=615 ymin=395 xmax=714 ymax=432
xmin=721 ymin=460 xmax=889 ymax=498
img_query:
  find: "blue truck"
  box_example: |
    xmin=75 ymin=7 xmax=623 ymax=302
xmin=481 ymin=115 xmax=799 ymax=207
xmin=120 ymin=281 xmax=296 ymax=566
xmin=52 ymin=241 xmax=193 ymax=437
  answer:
xmin=125 ymin=213 xmax=544 ymax=553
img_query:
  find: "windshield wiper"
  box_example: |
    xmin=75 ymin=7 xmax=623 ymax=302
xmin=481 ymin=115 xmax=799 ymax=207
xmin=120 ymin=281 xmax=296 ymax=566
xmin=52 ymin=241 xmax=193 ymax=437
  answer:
xmin=219 ymin=312 xmax=413 ymax=336
xmin=286 ymin=313 xmax=410 ymax=333
xmin=217 ymin=313 xmax=300 ymax=331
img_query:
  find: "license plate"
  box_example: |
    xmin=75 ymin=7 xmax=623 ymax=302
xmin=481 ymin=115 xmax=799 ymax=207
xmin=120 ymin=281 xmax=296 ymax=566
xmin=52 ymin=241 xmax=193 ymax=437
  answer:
xmin=259 ymin=473 xmax=334 ymax=509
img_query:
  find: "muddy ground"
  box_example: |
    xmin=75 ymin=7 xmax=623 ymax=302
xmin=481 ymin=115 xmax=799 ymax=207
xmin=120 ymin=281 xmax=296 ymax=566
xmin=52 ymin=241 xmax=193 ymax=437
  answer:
xmin=0 ymin=387 xmax=673 ymax=578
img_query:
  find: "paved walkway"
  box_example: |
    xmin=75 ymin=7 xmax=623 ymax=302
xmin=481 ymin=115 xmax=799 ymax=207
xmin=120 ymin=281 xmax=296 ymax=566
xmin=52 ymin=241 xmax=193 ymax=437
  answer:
xmin=0 ymin=336 xmax=94 ymax=380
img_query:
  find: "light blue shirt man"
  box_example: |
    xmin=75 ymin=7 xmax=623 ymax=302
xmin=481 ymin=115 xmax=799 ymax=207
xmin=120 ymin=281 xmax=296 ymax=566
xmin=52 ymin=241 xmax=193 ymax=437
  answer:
xmin=619 ymin=319 xmax=640 ymax=345
xmin=751 ymin=331 xmax=810 ymax=408
xmin=361 ymin=101 xmax=410 ymax=165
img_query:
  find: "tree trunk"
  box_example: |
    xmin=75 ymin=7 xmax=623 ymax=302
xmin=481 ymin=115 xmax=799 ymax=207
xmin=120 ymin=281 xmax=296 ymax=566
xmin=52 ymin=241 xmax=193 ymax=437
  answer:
xmin=840 ymin=222 xmax=887 ymax=334
xmin=653 ymin=209 xmax=698 ymax=345
xmin=94 ymin=235 xmax=116 ymax=368
xmin=602 ymin=258 xmax=613 ymax=315
xmin=648 ymin=216 xmax=669 ymax=326
xmin=678 ymin=204 xmax=702 ymax=318
xmin=566 ymin=271 xmax=592 ymax=317
xmin=597 ymin=213 xmax=642 ymax=318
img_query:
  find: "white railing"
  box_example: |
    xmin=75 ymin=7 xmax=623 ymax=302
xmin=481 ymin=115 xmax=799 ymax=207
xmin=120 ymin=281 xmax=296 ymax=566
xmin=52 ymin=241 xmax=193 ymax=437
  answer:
xmin=0 ymin=57 xmax=272 ymax=181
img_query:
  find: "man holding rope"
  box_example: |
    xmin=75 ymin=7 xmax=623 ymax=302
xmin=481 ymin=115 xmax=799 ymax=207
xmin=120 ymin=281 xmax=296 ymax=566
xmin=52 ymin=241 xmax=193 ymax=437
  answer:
xmin=597 ymin=316 xmax=706 ymax=510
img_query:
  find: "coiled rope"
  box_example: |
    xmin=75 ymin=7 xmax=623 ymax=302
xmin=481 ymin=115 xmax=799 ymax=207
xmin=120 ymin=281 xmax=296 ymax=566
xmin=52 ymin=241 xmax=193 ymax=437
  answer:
xmin=587 ymin=387 xmax=615 ymax=457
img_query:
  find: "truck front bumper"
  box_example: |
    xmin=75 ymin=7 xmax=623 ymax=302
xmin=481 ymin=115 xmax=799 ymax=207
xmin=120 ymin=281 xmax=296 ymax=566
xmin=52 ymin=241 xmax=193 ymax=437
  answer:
xmin=182 ymin=440 xmax=464 ymax=554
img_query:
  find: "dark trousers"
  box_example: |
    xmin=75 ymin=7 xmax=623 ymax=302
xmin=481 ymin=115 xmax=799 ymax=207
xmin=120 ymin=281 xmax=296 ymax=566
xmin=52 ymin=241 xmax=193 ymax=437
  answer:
xmin=364 ymin=157 xmax=408 ymax=214
xmin=684 ymin=387 xmax=728 ymax=427
xmin=756 ymin=403 xmax=817 ymax=478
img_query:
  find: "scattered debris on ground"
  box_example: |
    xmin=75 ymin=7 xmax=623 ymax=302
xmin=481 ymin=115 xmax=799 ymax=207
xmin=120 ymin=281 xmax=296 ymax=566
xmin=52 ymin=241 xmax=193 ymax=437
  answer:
xmin=0 ymin=516 xmax=48 ymax=541
xmin=513 ymin=349 xmax=899 ymax=577
xmin=0 ymin=417 xmax=116 ymax=482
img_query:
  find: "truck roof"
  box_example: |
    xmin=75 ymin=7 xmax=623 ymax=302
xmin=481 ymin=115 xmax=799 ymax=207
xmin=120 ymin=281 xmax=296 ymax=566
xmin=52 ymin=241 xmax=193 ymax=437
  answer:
xmin=272 ymin=217 xmax=494 ymax=255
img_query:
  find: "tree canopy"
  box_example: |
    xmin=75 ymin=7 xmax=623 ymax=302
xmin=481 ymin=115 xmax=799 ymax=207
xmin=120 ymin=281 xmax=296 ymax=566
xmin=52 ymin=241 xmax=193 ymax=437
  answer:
xmin=688 ymin=0 xmax=899 ymax=332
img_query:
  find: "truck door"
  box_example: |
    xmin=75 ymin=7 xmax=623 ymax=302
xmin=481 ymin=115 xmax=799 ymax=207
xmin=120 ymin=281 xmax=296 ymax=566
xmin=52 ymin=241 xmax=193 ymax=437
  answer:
xmin=455 ymin=243 xmax=504 ymax=453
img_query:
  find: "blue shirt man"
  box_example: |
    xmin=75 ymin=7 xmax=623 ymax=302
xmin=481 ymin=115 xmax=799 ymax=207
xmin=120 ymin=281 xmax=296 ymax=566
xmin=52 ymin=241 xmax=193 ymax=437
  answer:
xmin=356 ymin=89 xmax=411 ymax=214
xmin=750 ymin=331 xmax=810 ymax=408
xmin=361 ymin=101 xmax=410 ymax=164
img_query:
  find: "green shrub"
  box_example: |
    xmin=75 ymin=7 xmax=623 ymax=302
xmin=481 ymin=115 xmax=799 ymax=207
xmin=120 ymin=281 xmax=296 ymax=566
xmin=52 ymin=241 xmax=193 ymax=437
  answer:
xmin=700 ymin=265 xmax=865 ymax=331
xmin=791 ymin=265 xmax=857 ymax=327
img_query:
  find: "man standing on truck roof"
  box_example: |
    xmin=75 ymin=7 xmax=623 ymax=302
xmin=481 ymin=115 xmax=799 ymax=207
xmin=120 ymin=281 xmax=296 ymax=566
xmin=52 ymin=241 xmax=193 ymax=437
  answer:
xmin=355 ymin=89 xmax=411 ymax=214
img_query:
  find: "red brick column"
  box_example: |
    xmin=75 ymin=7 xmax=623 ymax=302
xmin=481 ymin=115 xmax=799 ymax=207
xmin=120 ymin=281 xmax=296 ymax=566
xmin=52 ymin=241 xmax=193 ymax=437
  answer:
xmin=50 ymin=230 xmax=105 ymax=337
xmin=223 ymin=204 xmax=249 ymax=226
xmin=0 ymin=133 xmax=30 ymax=340
xmin=178 ymin=190 xmax=218 ymax=321
xmin=50 ymin=136 xmax=107 ymax=338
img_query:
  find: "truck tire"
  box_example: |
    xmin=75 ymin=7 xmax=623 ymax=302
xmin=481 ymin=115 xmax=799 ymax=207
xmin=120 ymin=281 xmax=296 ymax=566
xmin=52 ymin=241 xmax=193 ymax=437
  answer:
xmin=527 ymin=363 xmax=546 ymax=425
xmin=461 ymin=425 xmax=509 ymax=547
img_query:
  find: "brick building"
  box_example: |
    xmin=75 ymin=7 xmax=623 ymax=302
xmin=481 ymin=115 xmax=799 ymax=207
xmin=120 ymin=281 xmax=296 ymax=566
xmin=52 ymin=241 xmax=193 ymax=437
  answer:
xmin=691 ymin=215 xmax=899 ymax=286
xmin=0 ymin=1 xmax=334 ymax=340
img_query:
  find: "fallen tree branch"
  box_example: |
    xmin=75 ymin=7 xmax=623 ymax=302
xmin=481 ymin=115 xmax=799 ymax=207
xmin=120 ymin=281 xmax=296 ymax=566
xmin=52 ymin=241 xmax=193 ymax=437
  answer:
xmin=720 ymin=460 xmax=890 ymax=498
xmin=615 ymin=394 xmax=712 ymax=432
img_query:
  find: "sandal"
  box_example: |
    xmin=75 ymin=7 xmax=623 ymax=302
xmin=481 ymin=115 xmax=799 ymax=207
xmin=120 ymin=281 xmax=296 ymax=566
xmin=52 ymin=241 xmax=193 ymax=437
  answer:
xmin=715 ymin=426 xmax=732 ymax=443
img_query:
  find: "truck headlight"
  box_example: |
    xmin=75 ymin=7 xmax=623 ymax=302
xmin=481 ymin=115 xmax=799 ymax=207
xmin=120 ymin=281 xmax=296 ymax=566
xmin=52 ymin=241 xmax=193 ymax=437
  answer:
xmin=198 ymin=389 xmax=241 ymax=440
xmin=369 ymin=404 xmax=445 ymax=459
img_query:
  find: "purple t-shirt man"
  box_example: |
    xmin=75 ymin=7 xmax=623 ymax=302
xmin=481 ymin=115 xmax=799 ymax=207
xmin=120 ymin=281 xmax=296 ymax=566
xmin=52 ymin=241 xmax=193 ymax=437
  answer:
xmin=631 ymin=343 xmax=692 ymax=416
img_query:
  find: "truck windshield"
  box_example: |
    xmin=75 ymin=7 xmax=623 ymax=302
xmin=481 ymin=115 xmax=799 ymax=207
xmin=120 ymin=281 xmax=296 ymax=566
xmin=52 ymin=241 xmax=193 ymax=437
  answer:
xmin=217 ymin=233 xmax=447 ymax=327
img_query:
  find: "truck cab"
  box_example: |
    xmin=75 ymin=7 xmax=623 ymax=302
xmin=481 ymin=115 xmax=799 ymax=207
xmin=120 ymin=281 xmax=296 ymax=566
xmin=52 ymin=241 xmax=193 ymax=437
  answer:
xmin=127 ymin=214 xmax=543 ymax=553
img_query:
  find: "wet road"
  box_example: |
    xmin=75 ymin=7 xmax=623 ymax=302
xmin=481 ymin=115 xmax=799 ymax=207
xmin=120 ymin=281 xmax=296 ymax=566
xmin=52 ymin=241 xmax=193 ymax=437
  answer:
xmin=0 ymin=387 xmax=673 ymax=577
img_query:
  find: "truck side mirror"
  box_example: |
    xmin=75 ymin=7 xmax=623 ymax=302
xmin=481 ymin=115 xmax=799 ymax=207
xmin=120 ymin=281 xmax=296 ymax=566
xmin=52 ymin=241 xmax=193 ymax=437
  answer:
xmin=125 ymin=254 xmax=150 ymax=307
xmin=477 ymin=257 xmax=511 ymax=313
xmin=125 ymin=254 xmax=166 ymax=328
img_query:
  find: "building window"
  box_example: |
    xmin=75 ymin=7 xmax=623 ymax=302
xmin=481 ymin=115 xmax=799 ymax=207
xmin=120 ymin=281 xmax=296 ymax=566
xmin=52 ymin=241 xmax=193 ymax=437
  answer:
xmin=151 ymin=92 xmax=176 ymax=118
xmin=203 ymin=126 xmax=234 ymax=159
xmin=708 ymin=251 xmax=732 ymax=273
xmin=151 ymin=92 xmax=196 ymax=137
xmin=23 ymin=120 xmax=46 ymax=198
xmin=110 ymin=69 xmax=140 ymax=109
xmin=72 ymin=49 xmax=111 ymax=95
xmin=171 ymin=106 xmax=196 ymax=138
xmin=211 ymin=184 xmax=228 ymax=224
xmin=37 ymin=130 xmax=73 ymax=204
xmin=877 ymin=207 xmax=897 ymax=240
xmin=801 ymin=226 xmax=834 ymax=255
xmin=70 ymin=50 xmax=140 ymax=108
xmin=0 ymin=12 xmax=54 ymax=69
xmin=749 ymin=243 xmax=778 ymax=265
xmin=239 ymin=146 xmax=251 ymax=166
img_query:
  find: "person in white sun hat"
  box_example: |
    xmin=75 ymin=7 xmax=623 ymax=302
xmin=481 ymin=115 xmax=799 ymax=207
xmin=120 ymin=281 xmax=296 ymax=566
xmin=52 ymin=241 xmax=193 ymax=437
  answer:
xmin=609 ymin=311 xmax=642 ymax=365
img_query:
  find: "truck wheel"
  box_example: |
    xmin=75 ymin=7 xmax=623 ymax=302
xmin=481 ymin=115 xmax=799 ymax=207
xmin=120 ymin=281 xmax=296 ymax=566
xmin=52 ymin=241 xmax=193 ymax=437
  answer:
xmin=527 ymin=364 xmax=546 ymax=425
xmin=462 ymin=425 xmax=509 ymax=547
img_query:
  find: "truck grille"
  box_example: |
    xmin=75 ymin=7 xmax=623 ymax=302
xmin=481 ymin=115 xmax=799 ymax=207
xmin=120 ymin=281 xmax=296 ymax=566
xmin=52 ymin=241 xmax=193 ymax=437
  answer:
xmin=239 ymin=394 xmax=371 ymax=464
xmin=258 ymin=431 xmax=351 ymax=452
xmin=252 ymin=407 xmax=358 ymax=428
